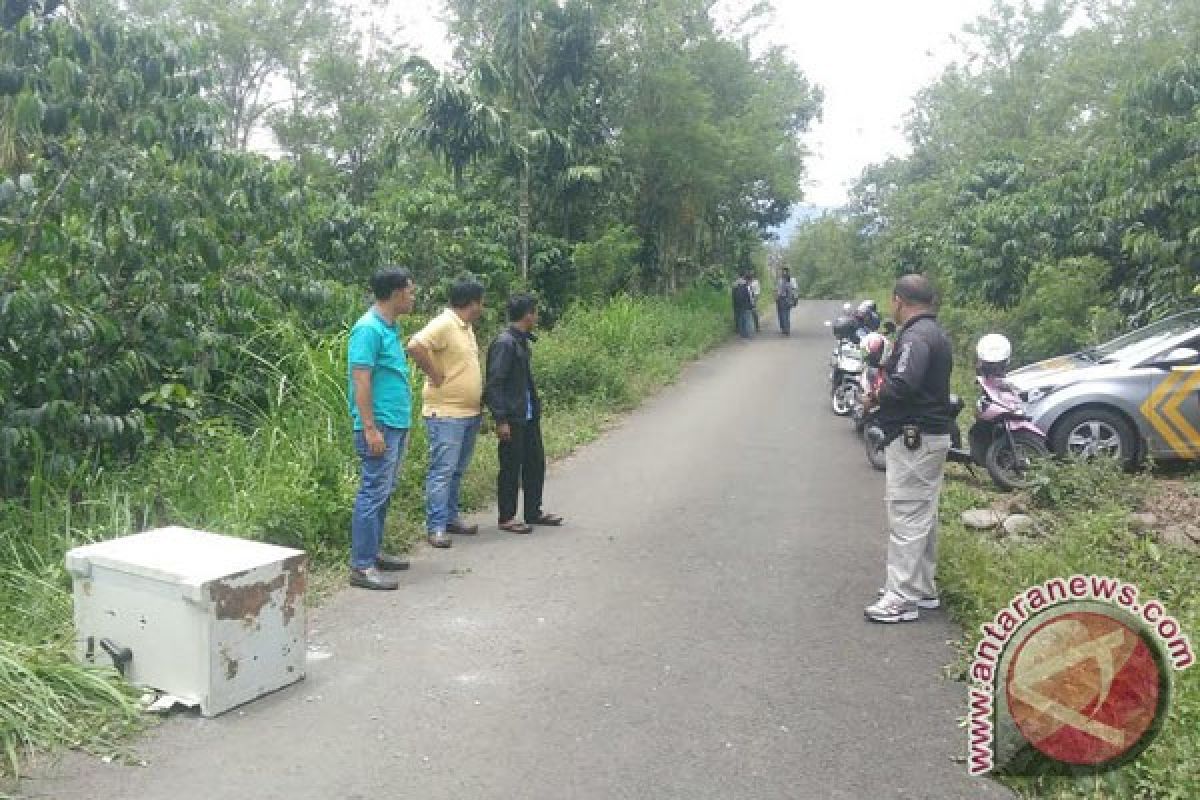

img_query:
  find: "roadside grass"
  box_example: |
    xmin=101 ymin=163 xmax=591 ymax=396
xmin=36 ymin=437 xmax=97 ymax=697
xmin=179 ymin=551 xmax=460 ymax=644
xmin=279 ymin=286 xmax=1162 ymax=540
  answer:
xmin=938 ymin=460 xmax=1200 ymax=799
xmin=0 ymin=290 xmax=729 ymax=784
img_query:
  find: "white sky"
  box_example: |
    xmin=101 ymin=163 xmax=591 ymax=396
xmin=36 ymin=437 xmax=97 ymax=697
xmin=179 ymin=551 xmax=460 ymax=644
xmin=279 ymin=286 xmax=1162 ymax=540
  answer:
xmin=387 ymin=0 xmax=1000 ymax=208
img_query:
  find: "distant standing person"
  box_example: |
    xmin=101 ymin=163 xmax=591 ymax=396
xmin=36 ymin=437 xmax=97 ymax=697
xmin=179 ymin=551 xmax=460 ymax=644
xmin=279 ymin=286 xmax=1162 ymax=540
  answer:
xmin=775 ymin=268 xmax=798 ymax=335
xmin=732 ymin=274 xmax=755 ymax=339
xmin=748 ymin=274 xmax=762 ymax=332
xmin=346 ymin=268 xmax=417 ymax=591
xmin=484 ymin=293 xmax=564 ymax=534
xmin=862 ymin=274 xmax=954 ymax=623
xmin=407 ymin=277 xmax=486 ymax=549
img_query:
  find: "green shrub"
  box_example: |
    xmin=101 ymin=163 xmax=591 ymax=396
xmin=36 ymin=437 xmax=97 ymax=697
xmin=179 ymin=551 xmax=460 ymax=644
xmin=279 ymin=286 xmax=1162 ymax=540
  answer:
xmin=572 ymin=226 xmax=642 ymax=300
xmin=1029 ymin=455 xmax=1149 ymax=511
xmin=1011 ymin=257 xmax=1123 ymax=364
xmin=536 ymin=336 xmax=632 ymax=407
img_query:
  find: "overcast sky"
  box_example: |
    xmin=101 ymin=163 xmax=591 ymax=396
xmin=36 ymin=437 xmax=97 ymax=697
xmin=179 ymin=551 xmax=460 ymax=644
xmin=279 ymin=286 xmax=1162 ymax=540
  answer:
xmin=388 ymin=0 xmax=999 ymax=208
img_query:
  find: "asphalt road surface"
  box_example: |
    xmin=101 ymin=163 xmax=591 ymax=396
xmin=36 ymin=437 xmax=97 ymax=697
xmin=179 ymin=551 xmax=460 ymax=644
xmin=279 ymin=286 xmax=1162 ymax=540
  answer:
xmin=23 ymin=302 xmax=1013 ymax=800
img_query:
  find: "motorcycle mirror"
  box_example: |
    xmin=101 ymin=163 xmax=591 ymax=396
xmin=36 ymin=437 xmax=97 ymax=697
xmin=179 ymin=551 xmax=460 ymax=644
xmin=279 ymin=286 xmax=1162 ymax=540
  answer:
xmin=881 ymin=321 xmax=896 ymax=335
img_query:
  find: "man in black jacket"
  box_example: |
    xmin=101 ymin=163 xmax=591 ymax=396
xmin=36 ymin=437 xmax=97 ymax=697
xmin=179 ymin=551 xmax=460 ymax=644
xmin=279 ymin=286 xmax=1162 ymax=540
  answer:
xmin=731 ymin=274 xmax=755 ymax=339
xmin=484 ymin=294 xmax=564 ymax=534
xmin=862 ymin=274 xmax=954 ymax=624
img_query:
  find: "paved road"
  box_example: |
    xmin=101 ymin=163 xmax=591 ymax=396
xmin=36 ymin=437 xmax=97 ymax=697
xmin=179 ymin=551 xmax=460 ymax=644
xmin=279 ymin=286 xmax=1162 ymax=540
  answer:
xmin=23 ymin=303 xmax=1011 ymax=800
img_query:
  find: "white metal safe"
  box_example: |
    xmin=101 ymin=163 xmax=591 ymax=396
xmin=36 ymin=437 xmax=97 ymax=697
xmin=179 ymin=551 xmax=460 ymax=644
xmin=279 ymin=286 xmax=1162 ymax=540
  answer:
xmin=66 ymin=526 xmax=308 ymax=716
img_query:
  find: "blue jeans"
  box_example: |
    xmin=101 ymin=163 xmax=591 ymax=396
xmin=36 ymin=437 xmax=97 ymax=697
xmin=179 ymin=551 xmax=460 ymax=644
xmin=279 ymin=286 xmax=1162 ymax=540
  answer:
xmin=776 ymin=298 xmax=793 ymax=334
xmin=424 ymin=415 xmax=482 ymax=533
xmin=350 ymin=426 xmax=408 ymax=570
xmin=737 ymin=309 xmax=756 ymax=338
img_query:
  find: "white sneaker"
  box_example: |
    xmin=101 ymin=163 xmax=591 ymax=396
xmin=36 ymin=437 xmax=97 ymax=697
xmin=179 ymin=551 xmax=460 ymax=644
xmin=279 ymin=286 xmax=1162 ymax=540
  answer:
xmin=877 ymin=587 xmax=940 ymax=610
xmin=865 ymin=592 xmax=919 ymax=623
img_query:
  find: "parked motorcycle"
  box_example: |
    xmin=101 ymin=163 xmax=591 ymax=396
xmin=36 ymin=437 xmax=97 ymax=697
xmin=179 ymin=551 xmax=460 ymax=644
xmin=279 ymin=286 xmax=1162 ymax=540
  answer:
xmin=851 ymin=331 xmax=891 ymax=435
xmin=863 ymin=397 xmax=966 ymax=472
xmin=827 ymin=313 xmax=865 ymax=416
xmin=862 ymin=334 xmax=1050 ymax=490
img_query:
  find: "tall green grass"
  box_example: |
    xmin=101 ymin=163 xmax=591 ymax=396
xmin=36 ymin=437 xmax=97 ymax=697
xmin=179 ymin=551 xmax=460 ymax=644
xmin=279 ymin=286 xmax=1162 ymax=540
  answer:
xmin=0 ymin=290 xmax=730 ymax=780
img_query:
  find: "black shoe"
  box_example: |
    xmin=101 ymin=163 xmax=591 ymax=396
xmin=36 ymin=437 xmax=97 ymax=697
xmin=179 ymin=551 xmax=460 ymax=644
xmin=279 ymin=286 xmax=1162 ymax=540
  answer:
xmin=375 ymin=554 xmax=410 ymax=571
xmin=350 ymin=567 xmax=399 ymax=591
xmin=427 ymin=532 xmax=453 ymax=548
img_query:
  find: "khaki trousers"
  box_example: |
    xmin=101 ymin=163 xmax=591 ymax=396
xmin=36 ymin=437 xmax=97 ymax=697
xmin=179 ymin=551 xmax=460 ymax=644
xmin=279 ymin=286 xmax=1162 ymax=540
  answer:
xmin=883 ymin=433 xmax=951 ymax=603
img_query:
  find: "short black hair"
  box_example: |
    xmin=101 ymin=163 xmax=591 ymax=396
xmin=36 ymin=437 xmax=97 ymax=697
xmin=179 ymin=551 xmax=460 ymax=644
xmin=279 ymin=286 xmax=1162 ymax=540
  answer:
xmin=893 ymin=273 xmax=936 ymax=307
xmin=370 ymin=267 xmax=412 ymax=301
xmin=507 ymin=293 xmax=538 ymax=323
xmin=449 ymin=277 xmax=485 ymax=309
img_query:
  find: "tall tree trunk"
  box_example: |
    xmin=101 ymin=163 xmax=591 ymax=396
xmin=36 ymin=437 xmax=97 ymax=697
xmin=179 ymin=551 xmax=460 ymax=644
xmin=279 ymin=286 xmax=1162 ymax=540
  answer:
xmin=519 ymin=160 xmax=531 ymax=282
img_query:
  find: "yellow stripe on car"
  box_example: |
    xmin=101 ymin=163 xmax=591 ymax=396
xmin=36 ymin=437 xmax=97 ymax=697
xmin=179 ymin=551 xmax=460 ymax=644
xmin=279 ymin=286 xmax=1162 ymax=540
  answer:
xmin=1140 ymin=370 xmax=1200 ymax=458
xmin=1160 ymin=369 xmax=1200 ymax=459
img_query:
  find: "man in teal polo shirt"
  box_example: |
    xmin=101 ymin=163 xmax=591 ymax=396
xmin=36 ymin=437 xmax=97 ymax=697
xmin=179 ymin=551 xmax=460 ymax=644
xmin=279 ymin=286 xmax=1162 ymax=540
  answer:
xmin=347 ymin=268 xmax=416 ymax=590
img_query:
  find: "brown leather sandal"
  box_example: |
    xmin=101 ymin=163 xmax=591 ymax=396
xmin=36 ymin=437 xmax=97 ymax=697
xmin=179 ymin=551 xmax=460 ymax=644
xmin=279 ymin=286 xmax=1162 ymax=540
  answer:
xmin=499 ymin=519 xmax=533 ymax=534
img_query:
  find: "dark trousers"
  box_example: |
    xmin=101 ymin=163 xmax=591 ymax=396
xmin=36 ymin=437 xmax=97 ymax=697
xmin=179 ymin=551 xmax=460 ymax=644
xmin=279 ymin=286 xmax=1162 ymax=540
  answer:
xmin=776 ymin=298 xmax=793 ymax=334
xmin=498 ymin=418 xmax=545 ymax=523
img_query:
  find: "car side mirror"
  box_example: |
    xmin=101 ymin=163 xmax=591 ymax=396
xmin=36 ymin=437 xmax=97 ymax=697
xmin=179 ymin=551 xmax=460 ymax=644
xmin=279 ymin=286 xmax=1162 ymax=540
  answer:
xmin=1157 ymin=347 xmax=1200 ymax=368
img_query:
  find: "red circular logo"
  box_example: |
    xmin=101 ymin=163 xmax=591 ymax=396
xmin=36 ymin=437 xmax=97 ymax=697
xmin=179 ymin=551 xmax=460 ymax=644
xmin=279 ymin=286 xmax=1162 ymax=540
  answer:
xmin=1004 ymin=610 xmax=1164 ymax=767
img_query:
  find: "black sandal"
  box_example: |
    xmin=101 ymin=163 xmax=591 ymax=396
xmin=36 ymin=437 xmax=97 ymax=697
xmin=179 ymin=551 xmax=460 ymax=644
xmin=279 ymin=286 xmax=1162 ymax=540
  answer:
xmin=528 ymin=513 xmax=564 ymax=526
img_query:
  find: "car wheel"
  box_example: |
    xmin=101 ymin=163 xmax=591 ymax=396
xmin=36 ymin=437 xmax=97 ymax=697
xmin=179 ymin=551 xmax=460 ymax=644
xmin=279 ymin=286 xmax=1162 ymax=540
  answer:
xmin=1051 ymin=408 xmax=1138 ymax=467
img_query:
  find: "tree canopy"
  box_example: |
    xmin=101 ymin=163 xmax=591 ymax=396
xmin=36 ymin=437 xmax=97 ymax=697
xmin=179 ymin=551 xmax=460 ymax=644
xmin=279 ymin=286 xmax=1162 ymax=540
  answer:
xmin=0 ymin=0 xmax=821 ymax=493
xmin=786 ymin=0 xmax=1200 ymax=352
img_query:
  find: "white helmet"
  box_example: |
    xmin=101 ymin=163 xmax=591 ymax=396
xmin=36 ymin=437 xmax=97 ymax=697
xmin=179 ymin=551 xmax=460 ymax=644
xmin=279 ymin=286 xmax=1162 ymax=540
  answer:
xmin=976 ymin=333 xmax=1012 ymax=364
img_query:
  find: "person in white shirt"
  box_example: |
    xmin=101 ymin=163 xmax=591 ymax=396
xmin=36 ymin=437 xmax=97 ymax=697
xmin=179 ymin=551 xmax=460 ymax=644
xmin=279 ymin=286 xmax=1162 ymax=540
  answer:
xmin=748 ymin=276 xmax=762 ymax=332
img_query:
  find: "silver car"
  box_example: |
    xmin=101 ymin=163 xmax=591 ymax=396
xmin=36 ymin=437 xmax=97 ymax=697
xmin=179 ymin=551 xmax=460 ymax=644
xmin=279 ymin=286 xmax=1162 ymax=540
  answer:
xmin=1009 ymin=310 xmax=1200 ymax=464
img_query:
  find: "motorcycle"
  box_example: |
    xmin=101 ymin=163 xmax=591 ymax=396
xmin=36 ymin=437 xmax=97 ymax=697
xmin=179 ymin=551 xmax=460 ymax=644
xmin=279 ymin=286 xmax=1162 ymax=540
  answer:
xmin=863 ymin=395 xmax=969 ymax=474
xmin=826 ymin=312 xmax=864 ymax=417
xmin=850 ymin=326 xmax=896 ymax=435
xmin=956 ymin=373 xmax=1050 ymax=490
xmin=862 ymin=334 xmax=1050 ymax=490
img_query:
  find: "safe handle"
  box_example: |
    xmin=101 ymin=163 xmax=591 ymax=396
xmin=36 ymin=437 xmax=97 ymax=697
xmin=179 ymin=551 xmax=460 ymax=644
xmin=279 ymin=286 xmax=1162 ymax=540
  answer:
xmin=98 ymin=638 xmax=133 ymax=677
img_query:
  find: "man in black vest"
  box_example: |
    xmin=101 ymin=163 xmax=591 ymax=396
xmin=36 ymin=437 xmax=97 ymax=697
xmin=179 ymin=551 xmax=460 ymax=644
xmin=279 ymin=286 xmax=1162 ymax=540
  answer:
xmin=732 ymin=274 xmax=755 ymax=339
xmin=485 ymin=294 xmax=565 ymax=534
xmin=862 ymin=274 xmax=954 ymax=623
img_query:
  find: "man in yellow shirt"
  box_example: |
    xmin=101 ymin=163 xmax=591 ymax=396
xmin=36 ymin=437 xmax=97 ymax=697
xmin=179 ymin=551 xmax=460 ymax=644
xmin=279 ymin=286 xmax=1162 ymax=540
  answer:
xmin=407 ymin=278 xmax=486 ymax=548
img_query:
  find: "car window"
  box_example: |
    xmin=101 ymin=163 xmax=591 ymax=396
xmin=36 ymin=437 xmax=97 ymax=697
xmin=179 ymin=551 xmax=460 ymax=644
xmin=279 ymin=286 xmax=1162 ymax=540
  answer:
xmin=1171 ymin=336 xmax=1200 ymax=362
xmin=1088 ymin=311 xmax=1200 ymax=363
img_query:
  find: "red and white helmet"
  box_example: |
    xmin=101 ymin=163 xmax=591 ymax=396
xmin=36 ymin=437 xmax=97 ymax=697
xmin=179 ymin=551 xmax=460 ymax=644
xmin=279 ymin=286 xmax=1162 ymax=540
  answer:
xmin=860 ymin=332 xmax=891 ymax=367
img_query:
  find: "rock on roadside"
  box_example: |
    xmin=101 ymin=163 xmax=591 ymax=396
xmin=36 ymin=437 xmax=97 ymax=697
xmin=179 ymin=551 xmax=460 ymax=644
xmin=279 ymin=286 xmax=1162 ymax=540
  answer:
xmin=1002 ymin=514 xmax=1037 ymax=537
xmin=1158 ymin=525 xmax=1200 ymax=552
xmin=962 ymin=509 xmax=1004 ymax=530
xmin=1127 ymin=512 xmax=1158 ymax=534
